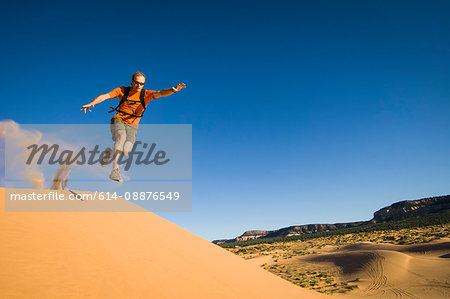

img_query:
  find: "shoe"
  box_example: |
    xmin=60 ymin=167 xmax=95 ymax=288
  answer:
xmin=100 ymin=148 xmax=112 ymax=167
xmin=109 ymin=168 xmax=121 ymax=182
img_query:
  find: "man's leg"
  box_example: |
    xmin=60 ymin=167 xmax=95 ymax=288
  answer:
xmin=122 ymin=124 xmax=137 ymax=157
xmin=107 ymin=131 xmax=126 ymax=182
xmin=108 ymin=117 xmax=138 ymax=181
xmin=109 ymin=117 xmax=127 ymax=181
xmin=112 ymin=130 xmax=126 ymax=170
xmin=122 ymin=141 xmax=133 ymax=157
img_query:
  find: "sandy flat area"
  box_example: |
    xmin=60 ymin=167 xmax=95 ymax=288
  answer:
xmin=0 ymin=188 xmax=326 ymax=298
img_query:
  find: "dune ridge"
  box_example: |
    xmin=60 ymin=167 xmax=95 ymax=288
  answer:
xmin=0 ymin=188 xmax=325 ymax=298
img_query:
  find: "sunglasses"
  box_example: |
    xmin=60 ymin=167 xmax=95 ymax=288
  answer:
xmin=133 ymin=80 xmax=145 ymax=86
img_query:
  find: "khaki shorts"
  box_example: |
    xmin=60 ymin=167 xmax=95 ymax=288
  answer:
xmin=110 ymin=117 xmax=137 ymax=145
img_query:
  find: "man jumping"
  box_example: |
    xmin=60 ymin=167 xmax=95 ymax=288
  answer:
xmin=81 ymin=71 xmax=186 ymax=182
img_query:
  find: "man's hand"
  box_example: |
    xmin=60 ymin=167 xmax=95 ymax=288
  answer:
xmin=80 ymin=104 xmax=94 ymax=114
xmin=80 ymin=94 xmax=111 ymax=114
xmin=173 ymin=83 xmax=186 ymax=92
xmin=154 ymin=84 xmax=187 ymax=99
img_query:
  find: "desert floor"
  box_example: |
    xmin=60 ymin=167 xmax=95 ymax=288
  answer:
xmin=227 ymin=225 xmax=450 ymax=298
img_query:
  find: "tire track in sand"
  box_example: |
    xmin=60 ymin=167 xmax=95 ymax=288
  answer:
xmin=364 ymin=253 xmax=387 ymax=292
xmin=362 ymin=252 xmax=419 ymax=299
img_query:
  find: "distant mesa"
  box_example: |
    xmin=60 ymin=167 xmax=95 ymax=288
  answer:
xmin=213 ymin=195 xmax=450 ymax=245
xmin=371 ymin=195 xmax=450 ymax=223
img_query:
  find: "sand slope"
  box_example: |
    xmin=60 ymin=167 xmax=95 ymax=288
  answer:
xmin=304 ymin=240 xmax=450 ymax=298
xmin=0 ymin=188 xmax=326 ymax=298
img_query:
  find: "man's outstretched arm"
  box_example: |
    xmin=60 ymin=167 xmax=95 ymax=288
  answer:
xmin=153 ymin=83 xmax=186 ymax=99
xmin=80 ymin=93 xmax=111 ymax=114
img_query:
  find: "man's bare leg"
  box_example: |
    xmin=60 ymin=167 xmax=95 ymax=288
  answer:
xmin=112 ymin=131 xmax=126 ymax=168
xmin=109 ymin=130 xmax=126 ymax=181
xmin=122 ymin=141 xmax=133 ymax=157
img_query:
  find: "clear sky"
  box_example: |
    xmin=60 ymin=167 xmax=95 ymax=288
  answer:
xmin=2 ymin=0 xmax=450 ymax=241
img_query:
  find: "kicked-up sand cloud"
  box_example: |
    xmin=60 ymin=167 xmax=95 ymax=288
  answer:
xmin=0 ymin=120 xmax=118 ymax=190
xmin=0 ymin=120 xmax=45 ymax=189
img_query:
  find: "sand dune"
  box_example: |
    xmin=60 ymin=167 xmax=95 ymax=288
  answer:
xmin=0 ymin=188 xmax=326 ymax=298
xmin=337 ymin=240 xmax=450 ymax=256
xmin=238 ymin=237 xmax=450 ymax=297
xmin=303 ymin=240 xmax=450 ymax=298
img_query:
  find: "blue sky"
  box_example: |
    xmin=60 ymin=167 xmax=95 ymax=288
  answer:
xmin=2 ymin=0 xmax=450 ymax=240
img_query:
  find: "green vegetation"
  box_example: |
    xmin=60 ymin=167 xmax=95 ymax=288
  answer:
xmin=261 ymin=267 xmax=358 ymax=295
xmin=220 ymin=210 xmax=450 ymax=248
xmin=228 ymin=224 xmax=449 ymax=256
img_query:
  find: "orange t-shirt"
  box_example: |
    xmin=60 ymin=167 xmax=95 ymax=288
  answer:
xmin=108 ymin=87 xmax=156 ymax=128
